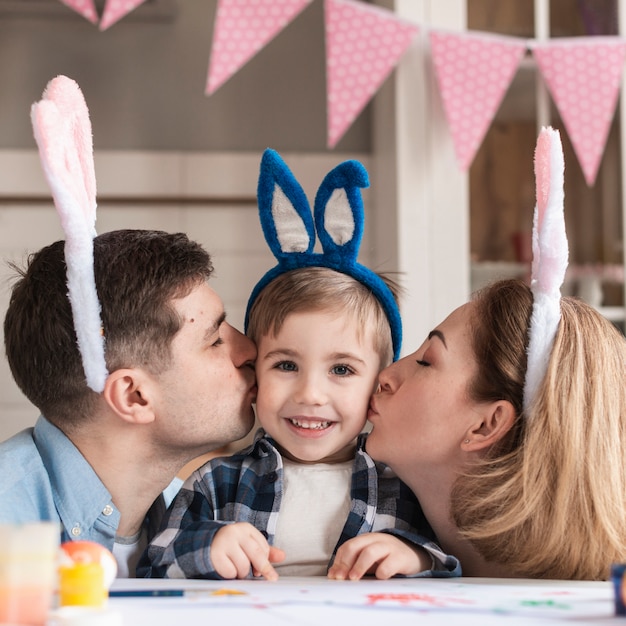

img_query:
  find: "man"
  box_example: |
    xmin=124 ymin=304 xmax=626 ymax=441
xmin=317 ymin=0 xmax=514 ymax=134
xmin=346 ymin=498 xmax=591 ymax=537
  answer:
xmin=0 ymin=229 xmax=257 ymax=576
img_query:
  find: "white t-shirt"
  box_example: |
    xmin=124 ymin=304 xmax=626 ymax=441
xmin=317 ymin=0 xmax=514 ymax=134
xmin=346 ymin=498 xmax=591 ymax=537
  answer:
xmin=112 ymin=528 xmax=147 ymax=578
xmin=274 ymin=459 xmax=352 ymax=576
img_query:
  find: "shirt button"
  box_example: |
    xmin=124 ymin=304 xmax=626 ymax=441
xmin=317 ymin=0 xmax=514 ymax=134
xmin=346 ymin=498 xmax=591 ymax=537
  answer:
xmin=71 ymin=525 xmax=81 ymax=537
xmin=102 ymin=505 xmax=114 ymax=516
xmin=266 ymin=471 xmax=277 ymax=483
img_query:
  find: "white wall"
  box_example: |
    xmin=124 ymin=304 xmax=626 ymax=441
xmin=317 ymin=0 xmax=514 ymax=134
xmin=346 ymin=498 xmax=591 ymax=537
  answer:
xmin=0 ymin=150 xmax=371 ymax=441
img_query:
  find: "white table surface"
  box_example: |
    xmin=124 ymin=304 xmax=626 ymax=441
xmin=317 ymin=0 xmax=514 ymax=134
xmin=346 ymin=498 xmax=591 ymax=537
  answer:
xmin=97 ymin=576 xmax=621 ymax=625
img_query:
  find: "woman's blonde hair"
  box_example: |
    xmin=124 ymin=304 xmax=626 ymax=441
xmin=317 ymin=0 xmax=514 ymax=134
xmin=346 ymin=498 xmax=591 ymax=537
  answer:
xmin=452 ymin=279 xmax=626 ymax=580
xmin=246 ymin=266 xmax=399 ymax=367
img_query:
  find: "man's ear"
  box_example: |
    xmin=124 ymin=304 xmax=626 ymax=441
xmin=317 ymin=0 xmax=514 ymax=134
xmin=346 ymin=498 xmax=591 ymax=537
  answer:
xmin=102 ymin=368 xmax=156 ymax=425
xmin=462 ymin=401 xmax=516 ymax=452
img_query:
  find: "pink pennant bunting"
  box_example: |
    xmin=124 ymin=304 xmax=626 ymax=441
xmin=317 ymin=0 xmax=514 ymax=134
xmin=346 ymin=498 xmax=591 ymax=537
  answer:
xmin=99 ymin=0 xmax=148 ymax=31
xmin=531 ymin=37 xmax=626 ymax=186
xmin=429 ymin=31 xmax=526 ymax=172
xmin=58 ymin=0 xmax=98 ymax=24
xmin=325 ymin=0 xmax=419 ymax=149
xmin=206 ymin=0 xmax=313 ymax=95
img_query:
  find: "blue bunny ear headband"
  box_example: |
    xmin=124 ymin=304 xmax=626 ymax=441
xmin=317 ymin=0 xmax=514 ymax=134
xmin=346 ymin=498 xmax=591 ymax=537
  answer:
xmin=245 ymin=148 xmax=402 ymax=361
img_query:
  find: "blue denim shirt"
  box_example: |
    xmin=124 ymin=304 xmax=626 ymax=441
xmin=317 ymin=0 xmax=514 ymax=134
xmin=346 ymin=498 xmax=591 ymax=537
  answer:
xmin=0 ymin=417 xmax=120 ymax=550
xmin=0 ymin=416 xmax=170 ymax=553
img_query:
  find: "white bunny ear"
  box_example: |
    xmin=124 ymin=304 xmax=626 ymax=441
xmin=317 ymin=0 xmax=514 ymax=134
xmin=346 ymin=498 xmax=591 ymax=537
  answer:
xmin=313 ymin=160 xmax=367 ymax=260
xmin=31 ymin=75 xmax=108 ymax=393
xmin=523 ymin=126 xmax=569 ymax=413
xmin=270 ymin=185 xmax=312 ymax=254
xmin=256 ymin=148 xmax=315 ymax=258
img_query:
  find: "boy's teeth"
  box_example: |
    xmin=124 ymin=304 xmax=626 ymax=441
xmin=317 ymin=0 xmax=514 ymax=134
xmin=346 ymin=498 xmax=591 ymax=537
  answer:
xmin=289 ymin=418 xmax=330 ymax=430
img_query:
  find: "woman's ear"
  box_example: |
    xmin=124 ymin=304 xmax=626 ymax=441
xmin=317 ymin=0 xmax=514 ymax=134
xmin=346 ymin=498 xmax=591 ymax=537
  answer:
xmin=102 ymin=368 xmax=156 ymax=426
xmin=462 ymin=401 xmax=516 ymax=452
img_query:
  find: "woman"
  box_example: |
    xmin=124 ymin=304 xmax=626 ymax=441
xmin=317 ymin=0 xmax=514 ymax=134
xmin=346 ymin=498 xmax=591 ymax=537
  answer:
xmin=329 ymin=127 xmax=626 ymax=581
xmin=331 ymin=278 xmax=626 ymax=580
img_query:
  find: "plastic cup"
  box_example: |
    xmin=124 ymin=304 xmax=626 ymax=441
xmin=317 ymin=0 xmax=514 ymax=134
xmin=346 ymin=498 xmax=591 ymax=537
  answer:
xmin=0 ymin=522 xmax=60 ymax=625
xmin=58 ymin=562 xmax=106 ymax=608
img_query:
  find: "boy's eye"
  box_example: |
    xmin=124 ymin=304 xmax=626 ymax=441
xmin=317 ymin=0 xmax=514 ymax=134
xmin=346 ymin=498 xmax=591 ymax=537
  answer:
xmin=275 ymin=361 xmax=297 ymax=372
xmin=331 ymin=364 xmax=354 ymax=376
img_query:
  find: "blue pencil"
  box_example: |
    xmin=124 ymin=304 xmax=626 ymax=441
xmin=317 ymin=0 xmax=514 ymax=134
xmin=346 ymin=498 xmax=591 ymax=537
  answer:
xmin=109 ymin=589 xmax=184 ymax=597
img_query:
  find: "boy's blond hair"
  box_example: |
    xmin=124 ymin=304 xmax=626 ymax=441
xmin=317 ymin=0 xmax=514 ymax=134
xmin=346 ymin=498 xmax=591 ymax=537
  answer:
xmin=247 ymin=267 xmax=399 ymax=368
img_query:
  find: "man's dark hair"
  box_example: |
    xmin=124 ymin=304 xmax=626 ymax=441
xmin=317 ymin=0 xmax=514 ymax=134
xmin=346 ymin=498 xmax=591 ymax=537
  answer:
xmin=4 ymin=229 xmax=213 ymax=427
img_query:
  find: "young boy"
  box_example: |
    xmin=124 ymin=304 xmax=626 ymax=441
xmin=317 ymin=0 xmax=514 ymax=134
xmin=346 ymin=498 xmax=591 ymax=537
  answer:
xmin=138 ymin=150 xmax=460 ymax=580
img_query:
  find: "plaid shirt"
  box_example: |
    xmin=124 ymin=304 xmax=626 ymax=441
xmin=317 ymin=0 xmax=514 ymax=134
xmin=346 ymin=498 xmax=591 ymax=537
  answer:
xmin=138 ymin=432 xmax=460 ymax=579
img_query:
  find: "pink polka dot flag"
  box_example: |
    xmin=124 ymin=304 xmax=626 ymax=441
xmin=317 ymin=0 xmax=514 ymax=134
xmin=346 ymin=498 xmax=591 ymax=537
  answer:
xmin=59 ymin=0 xmax=98 ymax=24
xmin=325 ymin=0 xmax=419 ymax=149
xmin=531 ymin=37 xmax=626 ymax=187
xmin=100 ymin=0 xmax=148 ymax=31
xmin=429 ymin=31 xmax=526 ymax=172
xmin=206 ymin=0 xmax=313 ymax=95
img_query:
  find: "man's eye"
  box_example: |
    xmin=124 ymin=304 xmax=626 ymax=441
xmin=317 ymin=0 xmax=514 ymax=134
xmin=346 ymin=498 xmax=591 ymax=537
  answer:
xmin=416 ymin=359 xmax=430 ymax=367
xmin=276 ymin=361 xmax=297 ymax=372
xmin=212 ymin=337 xmax=224 ymax=347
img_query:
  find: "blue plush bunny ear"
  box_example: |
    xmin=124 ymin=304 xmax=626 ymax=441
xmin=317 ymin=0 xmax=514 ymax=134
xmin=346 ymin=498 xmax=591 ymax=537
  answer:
xmin=314 ymin=160 xmax=368 ymax=266
xmin=257 ymin=148 xmax=315 ymax=260
xmin=313 ymin=159 xmax=402 ymax=360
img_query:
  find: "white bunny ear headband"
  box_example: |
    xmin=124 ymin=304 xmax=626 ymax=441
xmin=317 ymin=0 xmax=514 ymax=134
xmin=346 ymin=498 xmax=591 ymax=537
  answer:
xmin=31 ymin=75 xmax=108 ymax=393
xmin=523 ymin=126 xmax=569 ymax=413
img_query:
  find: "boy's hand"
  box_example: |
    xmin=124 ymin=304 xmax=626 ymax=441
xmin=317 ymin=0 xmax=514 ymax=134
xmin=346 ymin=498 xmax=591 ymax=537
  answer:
xmin=211 ymin=522 xmax=285 ymax=581
xmin=328 ymin=533 xmax=431 ymax=580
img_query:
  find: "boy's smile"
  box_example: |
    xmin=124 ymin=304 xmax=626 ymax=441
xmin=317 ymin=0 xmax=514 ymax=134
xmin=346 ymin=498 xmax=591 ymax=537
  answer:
xmin=286 ymin=418 xmax=333 ymax=431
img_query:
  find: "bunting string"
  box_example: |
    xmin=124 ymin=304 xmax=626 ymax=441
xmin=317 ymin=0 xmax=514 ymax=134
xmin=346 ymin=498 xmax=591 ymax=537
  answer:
xmin=57 ymin=0 xmax=626 ymax=185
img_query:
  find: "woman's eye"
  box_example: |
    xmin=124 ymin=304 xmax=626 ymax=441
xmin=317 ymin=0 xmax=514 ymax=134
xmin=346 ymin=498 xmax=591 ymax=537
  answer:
xmin=275 ymin=361 xmax=297 ymax=372
xmin=331 ymin=364 xmax=354 ymax=376
xmin=416 ymin=359 xmax=430 ymax=367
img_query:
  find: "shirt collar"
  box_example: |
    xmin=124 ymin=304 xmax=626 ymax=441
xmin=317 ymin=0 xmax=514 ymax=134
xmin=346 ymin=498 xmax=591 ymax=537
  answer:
xmin=33 ymin=416 xmax=119 ymax=539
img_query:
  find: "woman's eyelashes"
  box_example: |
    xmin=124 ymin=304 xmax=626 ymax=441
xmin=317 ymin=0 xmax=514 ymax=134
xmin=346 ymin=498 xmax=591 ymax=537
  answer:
xmin=416 ymin=348 xmax=432 ymax=367
xmin=416 ymin=339 xmax=438 ymax=367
